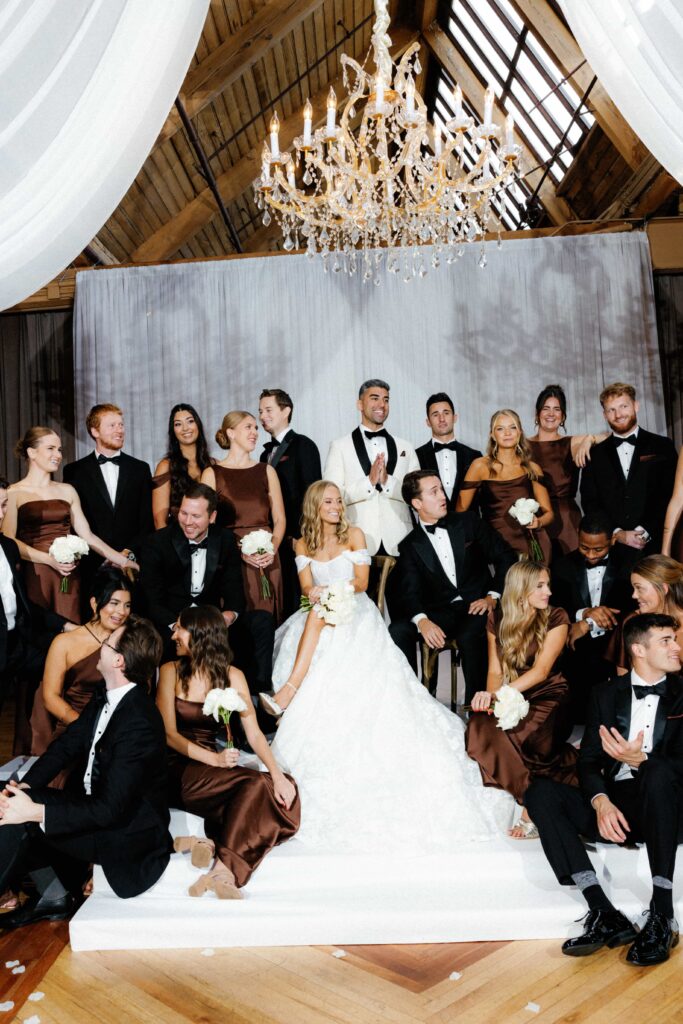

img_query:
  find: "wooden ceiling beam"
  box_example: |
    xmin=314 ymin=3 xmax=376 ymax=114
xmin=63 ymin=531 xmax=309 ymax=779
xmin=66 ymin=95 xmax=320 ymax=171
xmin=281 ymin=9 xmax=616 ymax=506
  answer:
xmin=511 ymin=0 xmax=649 ymax=170
xmin=156 ymin=0 xmax=326 ymax=148
xmin=422 ymin=24 xmax=572 ymax=226
xmin=133 ymin=27 xmax=420 ymax=263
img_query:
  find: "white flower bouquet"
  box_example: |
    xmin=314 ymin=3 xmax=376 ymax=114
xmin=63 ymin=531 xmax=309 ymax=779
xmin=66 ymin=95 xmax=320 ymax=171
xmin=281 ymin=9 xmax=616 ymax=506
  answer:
xmin=492 ymin=684 xmax=530 ymax=731
xmin=202 ymin=687 xmax=247 ymax=748
xmin=48 ymin=535 xmax=90 ymax=592
xmin=508 ymin=497 xmax=543 ymax=561
xmin=239 ymin=529 xmax=275 ymax=599
xmin=300 ymin=581 xmax=355 ymax=625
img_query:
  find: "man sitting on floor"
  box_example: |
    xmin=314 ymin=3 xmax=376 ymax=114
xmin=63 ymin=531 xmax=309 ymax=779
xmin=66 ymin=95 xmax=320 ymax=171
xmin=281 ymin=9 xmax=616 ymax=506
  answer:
xmin=0 ymin=616 xmax=171 ymax=930
xmin=526 ymin=613 xmax=683 ymax=966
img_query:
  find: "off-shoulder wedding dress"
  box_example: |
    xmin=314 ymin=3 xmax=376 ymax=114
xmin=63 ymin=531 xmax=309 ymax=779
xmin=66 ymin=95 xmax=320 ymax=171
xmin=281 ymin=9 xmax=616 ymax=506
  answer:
xmin=269 ymin=549 xmax=514 ymax=852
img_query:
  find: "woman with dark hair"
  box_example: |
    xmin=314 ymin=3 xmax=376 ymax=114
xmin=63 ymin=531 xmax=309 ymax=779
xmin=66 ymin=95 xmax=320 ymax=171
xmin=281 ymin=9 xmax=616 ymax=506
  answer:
xmin=30 ymin=569 xmax=134 ymax=756
xmin=528 ymin=385 xmax=607 ymax=556
xmin=156 ymin=605 xmax=300 ymax=899
xmin=467 ymin=561 xmax=577 ymax=838
xmin=152 ymin=404 xmax=213 ymax=528
xmin=457 ymin=409 xmax=554 ymax=562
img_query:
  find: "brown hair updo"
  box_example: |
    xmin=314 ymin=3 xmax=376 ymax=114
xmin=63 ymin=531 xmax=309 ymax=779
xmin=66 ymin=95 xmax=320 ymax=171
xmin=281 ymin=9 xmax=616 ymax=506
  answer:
xmin=14 ymin=426 xmax=56 ymax=460
xmin=215 ymin=411 xmax=252 ymax=450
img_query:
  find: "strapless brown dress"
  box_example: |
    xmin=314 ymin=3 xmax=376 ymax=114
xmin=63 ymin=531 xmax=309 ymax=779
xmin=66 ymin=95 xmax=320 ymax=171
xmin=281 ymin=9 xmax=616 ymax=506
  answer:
xmin=16 ymin=498 xmax=81 ymax=621
xmin=528 ymin=437 xmax=580 ymax=557
xmin=465 ymin=606 xmax=577 ymax=803
xmin=213 ymin=463 xmax=284 ymax=620
xmin=152 ymin=470 xmax=176 ymax=525
xmin=30 ymin=647 xmax=102 ymax=757
xmin=168 ymin=697 xmax=300 ymax=887
xmin=460 ymin=475 xmax=552 ymax=563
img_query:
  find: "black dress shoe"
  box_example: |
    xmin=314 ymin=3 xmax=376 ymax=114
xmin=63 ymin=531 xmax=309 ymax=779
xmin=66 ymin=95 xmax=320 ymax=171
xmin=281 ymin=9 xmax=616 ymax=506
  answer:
xmin=562 ymin=908 xmax=638 ymax=957
xmin=626 ymin=911 xmax=679 ymax=966
xmin=0 ymin=893 xmax=75 ymax=931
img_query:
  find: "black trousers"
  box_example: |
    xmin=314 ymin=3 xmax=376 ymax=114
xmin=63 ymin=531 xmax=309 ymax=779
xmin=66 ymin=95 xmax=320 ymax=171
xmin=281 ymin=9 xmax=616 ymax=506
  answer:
xmin=388 ymin=601 xmax=487 ymax=704
xmin=525 ymin=758 xmax=683 ymax=887
xmin=0 ymin=820 xmax=92 ymax=896
xmin=561 ymin=632 xmax=613 ymax=725
xmin=2 ymin=628 xmax=46 ymax=755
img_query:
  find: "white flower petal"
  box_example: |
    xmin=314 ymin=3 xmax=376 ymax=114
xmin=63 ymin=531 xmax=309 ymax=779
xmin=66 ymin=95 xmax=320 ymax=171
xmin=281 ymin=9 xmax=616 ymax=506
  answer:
xmin=332 ymin=949 xmax=347 ymax=958
xmin=200 ymin=948 xmax=215 ymax=957
xmin=0 ymin=1002 xmax=15 ymax=1012
xmin=525 ymin=1002 xmax=540 ymax=1013
xmin=449 ymin=971 xmax=462 ymax=980
xmin=24 ymin=1016 xmax=41 ymax=1024
xmin=4 ymin=961 xmax=19 ymax=969
xmin=28 ymin=993 xmax=45 ymax=1002
xmin=11 ymin=965 xmax=25 ymax=974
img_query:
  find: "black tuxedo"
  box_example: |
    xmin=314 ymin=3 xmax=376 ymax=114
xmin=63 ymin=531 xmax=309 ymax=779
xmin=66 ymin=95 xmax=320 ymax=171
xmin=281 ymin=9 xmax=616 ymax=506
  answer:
xmin=0 ymin=683 xmax=171 ymax=899
xmin=415 ymin=439 xmax=481 ymax=511
xmin=526 ymin=673 xmax=683 ymax=889
xmin=260 ymin=429 xmax=322 ymax=617
xmin=580 ymin=430 xmax=676 ymax=556
xmin=389 ymin=511 xmax=515 ymax=702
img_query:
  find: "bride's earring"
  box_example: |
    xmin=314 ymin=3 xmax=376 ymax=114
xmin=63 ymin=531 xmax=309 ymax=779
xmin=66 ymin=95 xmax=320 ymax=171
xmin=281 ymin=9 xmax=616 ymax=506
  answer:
xmin=515 ymin=442 xmax=522 ymax=455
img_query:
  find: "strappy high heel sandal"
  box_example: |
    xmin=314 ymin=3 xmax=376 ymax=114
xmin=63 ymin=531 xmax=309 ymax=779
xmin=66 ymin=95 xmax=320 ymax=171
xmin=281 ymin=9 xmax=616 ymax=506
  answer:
xmin=258 ymin=681 xmax=298 ymax=718
xmin=188 ymin=872 xmax=243 ymax=900
xmin=174 ymin=835 xmax=216 ymax=868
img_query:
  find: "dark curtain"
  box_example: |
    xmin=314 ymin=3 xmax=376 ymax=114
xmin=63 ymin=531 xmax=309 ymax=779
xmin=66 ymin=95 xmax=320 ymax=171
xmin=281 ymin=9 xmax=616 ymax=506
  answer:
xmin=0 ymin=312 xmax=74 ymax=481
xmin=655 ymin=272 xmax=683 ymax=448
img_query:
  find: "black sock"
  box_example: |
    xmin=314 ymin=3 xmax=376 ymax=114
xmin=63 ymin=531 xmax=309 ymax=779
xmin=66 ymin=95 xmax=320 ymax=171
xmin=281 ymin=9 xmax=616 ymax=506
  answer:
xmin=651 ymin=884 xmax=674 ymax=919
xmin=582 ymin=884 xmax=614 ymax=912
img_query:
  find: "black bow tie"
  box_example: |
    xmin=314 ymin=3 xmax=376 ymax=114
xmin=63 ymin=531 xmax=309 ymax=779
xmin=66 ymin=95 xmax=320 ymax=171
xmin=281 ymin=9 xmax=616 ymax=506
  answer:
xmin=92 ymin=684 xmax=108 ymax=709
xmin=189 ymin=539 xmax=208 ymax=552
xmin=632 ymin=679 xmax=667 ymax=700
xmin=614 ymin=435 xmax=637 ymax=448
xmin=265 ymin=438 xmax=281 ymax=450
xmin=365 ymin=428 xmax=388 ymax=440
xmin=433 ymin=441 xmax=458 ymax=453
xmin=586 ymin=558 xmax=610 ymax=570
xmin=424 ymin=518 xmax=448 ymax=534
xmin=97 ymin=454 xmax=120 ymax=464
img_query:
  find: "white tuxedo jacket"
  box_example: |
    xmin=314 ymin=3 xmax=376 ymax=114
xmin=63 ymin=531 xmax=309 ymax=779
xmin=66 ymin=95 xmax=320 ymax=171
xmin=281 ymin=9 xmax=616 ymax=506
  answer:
xmin=324 ymin=427 xmax=419 ymax=555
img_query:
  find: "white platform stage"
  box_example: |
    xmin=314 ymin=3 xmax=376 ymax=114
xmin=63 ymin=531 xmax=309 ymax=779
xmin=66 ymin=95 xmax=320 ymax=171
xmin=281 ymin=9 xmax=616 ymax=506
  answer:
xmin=69 ymin=809 xmax=683 ymax=952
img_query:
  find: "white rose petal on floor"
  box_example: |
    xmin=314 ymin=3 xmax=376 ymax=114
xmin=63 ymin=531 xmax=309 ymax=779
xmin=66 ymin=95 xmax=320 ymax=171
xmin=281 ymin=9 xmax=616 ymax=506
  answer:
xmin=68 ymin=810 xmax=683 ymax=952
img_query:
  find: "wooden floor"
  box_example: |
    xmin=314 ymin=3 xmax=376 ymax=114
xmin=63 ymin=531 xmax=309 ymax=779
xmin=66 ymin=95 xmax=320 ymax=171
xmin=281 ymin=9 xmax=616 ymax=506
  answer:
xmin=2 ymin=701 xmax=682 ymax=1023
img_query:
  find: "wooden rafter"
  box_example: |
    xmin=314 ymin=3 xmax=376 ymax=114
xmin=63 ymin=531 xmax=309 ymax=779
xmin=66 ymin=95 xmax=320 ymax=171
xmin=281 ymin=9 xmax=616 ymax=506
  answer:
xmin=511 ymin=0 xmax=649 ymax=171
xmin=422 ymin=24 xmax=572 ymax=226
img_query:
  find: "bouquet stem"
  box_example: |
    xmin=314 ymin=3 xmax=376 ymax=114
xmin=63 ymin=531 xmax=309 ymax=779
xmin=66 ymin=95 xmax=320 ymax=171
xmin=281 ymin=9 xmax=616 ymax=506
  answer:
xmin=220 ymin=710 xmax=234 ymax=749
xmin=60 ymin=577 xmax=69 ymax=593
xmin=527 ymin=529 xmax=544 ymax=562
xmin=259 ymin=568 xmax=272 ymax=600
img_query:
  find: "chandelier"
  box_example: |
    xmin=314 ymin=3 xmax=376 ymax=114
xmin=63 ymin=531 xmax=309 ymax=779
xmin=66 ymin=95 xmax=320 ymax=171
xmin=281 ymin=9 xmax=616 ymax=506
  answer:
xmin=253 ymin=0 xmax=522 ymax=282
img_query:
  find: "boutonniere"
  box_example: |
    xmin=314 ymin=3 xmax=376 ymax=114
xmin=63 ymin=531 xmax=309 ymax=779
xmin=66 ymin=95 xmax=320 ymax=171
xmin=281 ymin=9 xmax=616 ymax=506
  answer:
xmin=666 ymin=713 xmax=683 ymax=720
xmin=639 ymin=454 xmax=656 ymax=462
xmin=279 ymin=455 xmax=289 ymax=462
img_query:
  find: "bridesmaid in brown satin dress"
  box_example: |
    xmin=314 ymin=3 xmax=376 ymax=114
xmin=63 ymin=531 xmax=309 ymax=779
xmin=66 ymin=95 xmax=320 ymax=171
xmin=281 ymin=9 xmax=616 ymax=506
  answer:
xmin=609 ymin=555 xmax=683 ymax=674
xmin=663 ymin=447 xmax=683 ymax=562
xmin=30 ymin=570 xmax=133 ymax=759
xmin=466 ymin=561 xmax=577 ymax=838
xmin=457 ymin=409 xmax=554 ymax=563
xmin=528 ymin=385 xmax=608 ymax=557
xmin=152 ymin=403 xmax=213 ymax=528
xmin=2 ymin=427 xmax=137 ymax=622
xmin=156 ymin=605 xmax=300 ymax=898
xmin=202 ymin=411 xmax=286 ymax=620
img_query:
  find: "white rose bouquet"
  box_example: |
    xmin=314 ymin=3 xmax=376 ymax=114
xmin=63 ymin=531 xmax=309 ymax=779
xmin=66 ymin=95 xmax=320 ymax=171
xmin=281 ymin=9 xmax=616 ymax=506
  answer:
xmin=492 ymin=684 xmax=530 ymax=731
xmin=239 ymin=529 xmax=275 ymax=599
xmin=48 ymin=535 xmax=90 ymax=593
xmin=202 ymin=687 xmax=247 ymax=748
xmin=508 ymin=497 xmax=543 ymax=561
xmin=300 ymin=580 xmax=355 ymax=625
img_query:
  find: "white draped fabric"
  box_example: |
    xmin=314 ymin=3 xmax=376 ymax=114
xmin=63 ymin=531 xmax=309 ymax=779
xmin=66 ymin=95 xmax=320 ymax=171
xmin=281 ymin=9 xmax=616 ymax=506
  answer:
xmin=0 ymin=0 xmax=209 ymax=312
xmin=560 ymin=0 xmax=683 ymax=185
xmin=73 ymin=233 xmax=663 ymax=467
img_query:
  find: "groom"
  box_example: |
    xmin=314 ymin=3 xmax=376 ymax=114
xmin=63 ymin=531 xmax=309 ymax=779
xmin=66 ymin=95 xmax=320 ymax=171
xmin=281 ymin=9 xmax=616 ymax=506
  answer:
xmin=526 ymin=613 xmax=683 ymax=966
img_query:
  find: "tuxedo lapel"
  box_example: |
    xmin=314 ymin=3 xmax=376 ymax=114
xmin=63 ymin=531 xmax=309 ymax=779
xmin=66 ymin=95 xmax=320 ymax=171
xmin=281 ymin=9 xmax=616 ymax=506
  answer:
xmin=614 ymin=676 xmax=632 ymax=745
xmin=413 ymin=526 xmax=455 ymax=591
xmin=86 ymin=452 xmax=115 ymax=512
xmin=351 ymin=427 xmax=372 ymax=475
xmin=578 ymin=561 xmax=591 ymax=610
xmin=626 ymin=431 xmax=649 ymax=487
xmin=446 ymin=517 xmax=465 ymax=587
xmin=385 ymin=433 xmax=398 ymax=476
xmin=202 ymin=530 xmax=221 ymax=592
xmin=600 ymin=557 xmax=617 ymax=605
xmin=605 ymin=436 xmax=625 ymax=483
xmin=171 ymin=527 xmax=193 ymax=593
xmin=421 ymin=443 xmax=438 ymax=473
xmin=651 ymin=678 xmax=683 ymax=752
xmin=113 ymin=454 xmax=131 ymax=516
xmin=270 ymin=430 xmax=294 ymax=469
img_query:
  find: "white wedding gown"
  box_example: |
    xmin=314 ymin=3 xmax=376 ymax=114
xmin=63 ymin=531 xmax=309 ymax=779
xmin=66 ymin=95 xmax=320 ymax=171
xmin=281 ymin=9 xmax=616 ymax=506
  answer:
xmin=270 ymin=549 xmax=514 ymax=852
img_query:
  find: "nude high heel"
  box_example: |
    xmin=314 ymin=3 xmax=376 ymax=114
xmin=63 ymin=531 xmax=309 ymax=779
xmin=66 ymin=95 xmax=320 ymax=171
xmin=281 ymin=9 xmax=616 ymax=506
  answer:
xmin=258 ymin=680 xmax=298 ymax=718
xmin=188 ymin=871 xmax=243 ymax=900
xmin=174 ymin=835 xmax=216 ymax=868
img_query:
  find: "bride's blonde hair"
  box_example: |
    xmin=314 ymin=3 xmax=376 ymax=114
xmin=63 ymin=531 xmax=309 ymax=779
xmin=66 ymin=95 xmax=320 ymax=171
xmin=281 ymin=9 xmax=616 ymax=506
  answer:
xmin=498 ymin=561 xmax=550 ymax=680
xmin=300 ymin=481 xmax=350 ymax=554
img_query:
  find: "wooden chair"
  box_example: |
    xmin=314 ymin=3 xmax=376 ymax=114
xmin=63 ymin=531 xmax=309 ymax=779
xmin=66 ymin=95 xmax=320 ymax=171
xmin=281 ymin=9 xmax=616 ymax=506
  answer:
xmin=369 ymin=554 xmax=396 ymax=617
xmin=420 ymin=637 xmax=459 ymax=712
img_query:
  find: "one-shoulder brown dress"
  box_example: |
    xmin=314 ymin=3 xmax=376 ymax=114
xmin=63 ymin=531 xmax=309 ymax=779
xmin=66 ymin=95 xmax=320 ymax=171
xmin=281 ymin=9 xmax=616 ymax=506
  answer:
xmin=465 ymin=606 xmax=577 ymax=803
xmin=168 ymin=697 xmax=300 ymax=887
xmin=460 ymin=475 xmax=552 ymax=564
xmin=16 ymin=498 xmax=81 ymax=621
xmin=30 ymin=647 xmax=102 ymax=756
xmin=213 ymin=463 xmax=283 ymax=619
xmin=528 ymin=437 xmax=580 ymax=557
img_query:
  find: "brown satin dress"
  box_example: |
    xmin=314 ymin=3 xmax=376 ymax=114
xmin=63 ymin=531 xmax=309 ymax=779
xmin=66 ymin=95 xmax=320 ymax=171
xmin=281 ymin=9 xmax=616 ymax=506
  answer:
xmin=465 ymin=606 xmax=578 ymax=803
xmin=151 ymin=470 xmax=176 ymax=525
xmin=16 ymin=499 xmax=81 ymax=621
xmin=30 ymin=647 xmax=102 ymax=757
xmin=528 ymin=437 xmax=580 ymax=557
xmin=169 ymin=697 xmax=300 ymax=887
xmin=461 ymin=475 xmax=552 ymax=564
xmin=213 ymin=463 xmax=283 ymax=619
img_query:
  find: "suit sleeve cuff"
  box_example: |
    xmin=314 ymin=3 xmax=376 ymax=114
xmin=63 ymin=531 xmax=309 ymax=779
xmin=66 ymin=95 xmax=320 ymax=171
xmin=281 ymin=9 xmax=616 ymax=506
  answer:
xmin=590 ymin=793 xmax=607 ymax=807
xmin=411 ymin=613 xmax=427 ymax=626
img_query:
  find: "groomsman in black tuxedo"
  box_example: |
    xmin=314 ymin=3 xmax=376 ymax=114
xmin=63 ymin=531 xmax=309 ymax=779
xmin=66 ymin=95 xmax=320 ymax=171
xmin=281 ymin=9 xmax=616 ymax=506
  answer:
xmin=259 ymin=388 xmax=321 ymax=617
xmin=580 ymin=383 xmax=676 ymax=562
xmin=416 ymin=393 xmax=481 ymax=511
xmin=389 ymin=471 xmax=515 ymax=703
xmin=526 ymin=614 xmax=683 ymax=966
xmin=553 ymin=512 xmax=636 ymax=722
xmin=0 ymin=616 xmax=171 ymax=929
xmin=63 ymin=403 xmax=153 ymax=610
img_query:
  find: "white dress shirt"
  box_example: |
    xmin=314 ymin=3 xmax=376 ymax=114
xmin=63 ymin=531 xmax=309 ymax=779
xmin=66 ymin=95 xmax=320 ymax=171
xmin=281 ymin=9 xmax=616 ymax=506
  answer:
xmin=0 ymin=544 xmax=17 ymax=631
xmin=189 ymin=540 xmax=207 ymax=598
xmin=267 ymin=428 xmax=290 ymax=465
xmin=83 ymin=682 xmax=137 ymax=795
xmin=576 ymin=563 xmax=607 ymax=637
xmin=614 ymin=669 xmax=662 ymax=782
xmin=363 ymin=427 xmax=393 ymax=494
xmin=97 ymin=451 xmax=120 ymax=505
xmin=432 ymin=437 xmax=457 ymax=500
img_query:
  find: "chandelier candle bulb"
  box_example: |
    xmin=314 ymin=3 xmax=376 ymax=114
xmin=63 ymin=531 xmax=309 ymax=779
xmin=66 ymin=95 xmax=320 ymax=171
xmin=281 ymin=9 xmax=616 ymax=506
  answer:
xmin=287 ymin=162 xmax=295 ymax=188
xmin=454 ymin=83 xmax=463 ymax=118
xmin=326 ymin=87 xmax=337 ymax=133
xmin=269 ymin=112 xmax=280 ymax=160
xmin=434 ymin=124 xmax=443 ymax=157
xmin=303 ymin=99 xmax=312 ymax=146
xmin=375 ymin=74 xmax=386 ymax=109
xmin=406 ymin=78 xmax=415 ymax=116
xmin=505 ymin=113 xmax=514 ymax=148
xmin=484 ymin=84 xmax=494 ymax=125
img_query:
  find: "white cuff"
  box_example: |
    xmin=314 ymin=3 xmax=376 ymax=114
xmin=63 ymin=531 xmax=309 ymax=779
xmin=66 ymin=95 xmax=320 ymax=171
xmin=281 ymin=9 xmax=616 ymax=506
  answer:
xmin=412 ymin=613 xmax=427 ymax=626
xmin=487 ymin=591 xmax=500 ymax=600
xmin=576 ymin=608 xmax=588 ymax=622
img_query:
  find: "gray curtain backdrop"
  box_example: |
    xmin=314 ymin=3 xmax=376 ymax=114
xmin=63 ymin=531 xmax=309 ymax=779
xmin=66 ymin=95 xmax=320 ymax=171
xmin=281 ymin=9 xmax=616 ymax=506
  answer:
xmin=73 ymin=233 xmax=664 ymax=469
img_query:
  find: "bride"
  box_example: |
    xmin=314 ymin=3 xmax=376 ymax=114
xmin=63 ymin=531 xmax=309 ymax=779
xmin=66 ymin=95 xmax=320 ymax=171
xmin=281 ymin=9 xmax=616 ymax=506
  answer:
xmin=260 ymin=480 xmax=514 ymax=853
